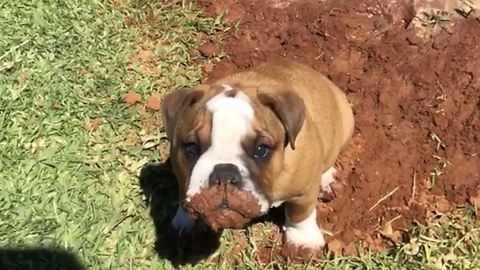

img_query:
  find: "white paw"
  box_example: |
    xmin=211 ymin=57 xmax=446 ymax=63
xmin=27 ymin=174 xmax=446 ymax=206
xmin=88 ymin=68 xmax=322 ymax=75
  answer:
xmin=320 ymin=166 xmax=337 ymax=194
xmin=283 ymin=209 xmax=325 ymax=249
xmin=171 ymin=205 xmax=195 ymax=235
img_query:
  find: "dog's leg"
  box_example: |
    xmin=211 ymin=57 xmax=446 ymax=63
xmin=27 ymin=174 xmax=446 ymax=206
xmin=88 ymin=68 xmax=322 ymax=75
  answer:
xmin=283 ymin=196 xmax=325 ymax=249
xmin=319 ymin=166 xmax=344 ymax=201
xmin=171 ymin=205 xmax=195 ymax=235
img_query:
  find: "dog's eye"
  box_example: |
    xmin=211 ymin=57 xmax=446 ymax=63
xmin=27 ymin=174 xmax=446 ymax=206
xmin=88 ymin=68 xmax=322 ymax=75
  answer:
xmin=253 ymin=145 xmax=270 ymax=159
xmin=184 ymin=143 xmax=200 ymax=160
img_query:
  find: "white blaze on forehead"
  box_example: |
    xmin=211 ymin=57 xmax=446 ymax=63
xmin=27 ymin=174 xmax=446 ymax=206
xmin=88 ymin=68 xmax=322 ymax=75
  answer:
xmin=185 ymin=85 xmax=271 ymax=213
xmin=206 ymin=90 xmax=254 ymax=159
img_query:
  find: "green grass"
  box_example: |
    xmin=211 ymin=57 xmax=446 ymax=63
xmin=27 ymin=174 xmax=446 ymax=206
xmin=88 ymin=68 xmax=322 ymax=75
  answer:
xmin=0 ymin=0 xmax=479 ymax=269
xmin=0 ymin=0 xmax=226 ymax=269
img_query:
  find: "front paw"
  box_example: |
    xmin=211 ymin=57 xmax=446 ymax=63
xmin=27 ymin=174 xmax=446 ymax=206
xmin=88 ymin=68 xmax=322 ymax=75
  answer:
xmin=283 ymin=210 xmax=325 ymax=250
xmin=281 ymin=211 xmax=325 ymax=260
xmin=171 ymin=205 xmax=195 ymax=236
xmin=283 ymin=223 xmax=325 ymax=250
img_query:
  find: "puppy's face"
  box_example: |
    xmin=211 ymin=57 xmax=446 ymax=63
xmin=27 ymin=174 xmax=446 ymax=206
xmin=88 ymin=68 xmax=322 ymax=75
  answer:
xmin=162 ymin=84 xmax=305 ymax=214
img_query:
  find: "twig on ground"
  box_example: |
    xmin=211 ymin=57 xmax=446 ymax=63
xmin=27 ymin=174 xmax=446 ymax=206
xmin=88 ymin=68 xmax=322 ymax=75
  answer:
xmin=408 ymin=167 xmax=417 ymax=206
xmin=105 ymin=214 xmax=134 ymax=234
xmin=0 ymin=39 xmax=30 ymax=62
xmin=387 ymin=215 xmax=403 ymax=225
xmin=369 ymin=187 xmax=400 ymax=211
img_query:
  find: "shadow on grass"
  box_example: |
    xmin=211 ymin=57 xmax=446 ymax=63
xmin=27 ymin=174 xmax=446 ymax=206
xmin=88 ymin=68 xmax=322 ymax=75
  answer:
xmin=138 ymin=157 xmax=287 ymax=267
xmin=0 ymin=247 xmax=85 ymax=270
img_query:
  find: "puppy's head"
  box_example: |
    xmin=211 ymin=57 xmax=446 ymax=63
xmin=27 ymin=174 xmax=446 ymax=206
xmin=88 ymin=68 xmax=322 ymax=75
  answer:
xmin=161 ymin=84 xmax=305 ymax=218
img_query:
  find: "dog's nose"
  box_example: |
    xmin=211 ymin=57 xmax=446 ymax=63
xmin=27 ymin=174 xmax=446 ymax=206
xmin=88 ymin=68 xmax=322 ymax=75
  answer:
xmin=209 ymin=163 xmax=242 ymax=187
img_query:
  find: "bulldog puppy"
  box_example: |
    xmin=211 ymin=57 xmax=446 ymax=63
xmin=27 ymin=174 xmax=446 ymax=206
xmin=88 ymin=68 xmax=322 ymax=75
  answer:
xmin=161 ymin=59 xmax=354 ymax=250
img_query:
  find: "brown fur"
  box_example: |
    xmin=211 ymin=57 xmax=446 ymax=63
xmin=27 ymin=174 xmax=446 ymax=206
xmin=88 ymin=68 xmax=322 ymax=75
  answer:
xmin=162 ymin=59 xmax=354 ymax=224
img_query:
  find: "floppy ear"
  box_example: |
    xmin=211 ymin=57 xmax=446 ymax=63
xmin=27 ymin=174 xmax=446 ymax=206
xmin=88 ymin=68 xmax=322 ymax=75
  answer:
xmin=257 ymin=86 xmax=306 ymax=150
xmin=161 ymin=87 xmax=204 ymax=141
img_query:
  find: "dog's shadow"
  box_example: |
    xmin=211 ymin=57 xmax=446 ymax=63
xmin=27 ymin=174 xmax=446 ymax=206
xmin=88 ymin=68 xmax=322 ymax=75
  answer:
xmin=138 ymin=158 xmax=222 ymax=267
xmin=138 ymin=158 xmax=285 ymax=267
xmin=0 ymin=247 xmax=85 ymax=270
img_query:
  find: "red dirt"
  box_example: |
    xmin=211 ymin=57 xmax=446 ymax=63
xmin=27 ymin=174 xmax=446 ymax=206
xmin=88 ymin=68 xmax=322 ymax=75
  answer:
xmin=186 ymin=183 xmax=262 ymax=232
xmin=78 ymin=69 xmax=87 ymax=76
xmin=124 ymin=90 xmax=142 ymax=105
xmin=21 ymin=71 xmax=30 ymax=81
xmin=195 ymin=0 xmax=480 ymax=263
xmin=146 ymin=93 xmax=162 ymax=111
xmin=86 ymin=117 xmax=101 ymax=131
xmin=198 ymin=42 xmax=222 ymax=58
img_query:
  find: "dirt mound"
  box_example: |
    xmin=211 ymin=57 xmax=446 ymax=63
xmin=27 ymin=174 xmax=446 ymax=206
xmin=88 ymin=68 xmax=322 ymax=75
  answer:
xmin=195 ymin=0 xmax=480 ymax=261
xmin=186 ymin=183 xmax=263 ymax=232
